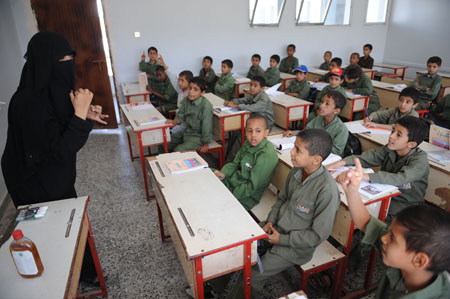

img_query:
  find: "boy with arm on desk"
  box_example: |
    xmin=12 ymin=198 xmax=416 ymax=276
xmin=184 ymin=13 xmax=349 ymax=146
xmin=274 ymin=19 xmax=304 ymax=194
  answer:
xmin=413 ymin=56 xmax=443 ymax=110
xmin=139 ymin=47 xmax=162 ymax=99
xmin=265 ymin=55 xmax=281 ymax=87
xmin=285 ymin=65 xmax=311 ymax=100
xmin=341 ymin=158 xmax=450 ymax=298
xmin=429 ymin=94 xmax=450 ymax=129
xmin=214 ymin=59 xmax=234 ymax=100
xmin=279 ymin=44 xmax=299 ymax=74
xmin=319 ymin=50 xmax=332 ymax=70
xmin=364 ymin=87 xmax=419 ymax=130
xmin=317 ymin=57 xmax=342 ymax=83
xmin=145 ymin=66 xmax=178 ymax=115
xmin=358 ymin=44 xmax=374 ymax=69
xmin=199 ymin=56 xmax=216 ymax=93
xmin=327 ymin=116 xmax=429 ymax=223
xmin=247 ymin=54 xmax=265 ymax=79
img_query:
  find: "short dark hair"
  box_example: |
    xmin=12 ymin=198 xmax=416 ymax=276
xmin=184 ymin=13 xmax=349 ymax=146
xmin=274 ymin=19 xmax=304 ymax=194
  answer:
xmin=325 ymin=50 xmax=332 ymax=56
xmin=297 ymin=129 xmax=333 ymax=161
xmin=345 ymin=64 xmax=363 ymax=80
xmin=179 ymin=70 xmax=193 ymax=82
xmin=396 ymin=116 xmax=427 ymax=146
xmin=203 ymin=56 xmax=213 ymax=64
xmin=270 ymin=55 xmax=280 ymax=63
xmin=252 ymin=54 xmax=261 ymax=61
xmin=246 ymin=113 xmax=268 ymax=129
xmin=395 ymin=205 xmax=450 ymax=273
xmin=288 ymin=44 xmax=296 ymax=51
xmin=251 ymin=76 xmax=265 ymax=87
xmin=147 ymin=46 xmax=158 ymax=53
xmin=222 ymin=59 xmax=233 ymax=68
xmin=331 ymin=57 xmax=342 ymax=67
xmin=189 ymin=77 xmax=207 ymax=91
xmin=399 ymin=87 xmax=420 ymax=104
xmin=155 ymin=65 xmax=165 ymax=73
xmin=351 ymin=52 xmax=360 ymax=59
xmin=364 ymin=44 xmax=373 ymax=51
xmin=323 ymin=90 xmax=346 ymax=110
xmin=427 ymin=56 xmax=442 ymax=66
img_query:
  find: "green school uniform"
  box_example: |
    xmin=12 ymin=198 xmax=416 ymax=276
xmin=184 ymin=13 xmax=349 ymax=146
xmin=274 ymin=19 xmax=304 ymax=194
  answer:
xmin=430 ymin=94 xmax=450 ymax=122
xmin=234 ymin=91 xmax=275 ymax=130
xmin=343 ymin=146 xmax=429 ymax=221
xmin=358 ymin=55 xmax=374 ymax=69
xmin=413 ymin=73 xmax=442 ymax=109
xmin=306 ymin=115 xmax=349 ymax=157
xmin=265 ymin=67 xmax=281 ymax=87
xmin=315 ymin=84 xmax=347 ymax=109
xmin=285 ymin=79 xmax=311 ymax=100
xmin=214 ymin=73 xmax=234 ymax=100
xmin=319 ymin=62 xmax=330 ymax=71
xmin=342 ymin=73 xmax=380 ymax=114
xmin=279 ymin=56 xmax=299 ymax=74
xmin=371 ymin=107 xmax=419 ymax=128
xmin=158 ymin=77 xmax=178 ymax=111
xmin=318 ymin=72 xmax=331 ymax=83
xmin=247 ymin=65 xmax=265 ymax=79
xmin=362 ymin=216 xmax=450 ymax=299
xmin=220 ymin=139 xmax=279 ymax=210
xmin=139 ymin=60 xmax=162 ymax=92
xmin=199 ymin=67 xmax=216 ymax=93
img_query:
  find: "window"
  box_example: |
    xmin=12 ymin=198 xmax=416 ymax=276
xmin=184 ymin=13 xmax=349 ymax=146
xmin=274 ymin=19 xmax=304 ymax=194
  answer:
xmin=249 ymin=0 xmax=286 ymax=26
xmin=296 ymin=0 xmax=351 ymax=26
xmin=366 ymin=0 xmax=389 ymax=23
xmin=324 ymin=0 xmax=352 ymax=25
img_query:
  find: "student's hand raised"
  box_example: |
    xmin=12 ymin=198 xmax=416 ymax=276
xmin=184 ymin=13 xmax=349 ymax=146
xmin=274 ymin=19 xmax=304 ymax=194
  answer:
xmin=141 ymin=51 xmax=146 ymax=62
xmin=340 ymin=158 xmax=363 ymax=195
xmin=157 ymin=55 xmax=168 ymax=70
xmin=266 ymin=223 xmax=280 ymax=245
xmin=70 ymin=89 xmax=93 ymax=120
xmin=87 ymin=105 xmax=109 ymax=125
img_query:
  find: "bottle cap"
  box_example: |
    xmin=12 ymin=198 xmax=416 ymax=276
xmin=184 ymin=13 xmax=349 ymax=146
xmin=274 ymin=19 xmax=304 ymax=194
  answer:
xmin=12 ymin=229 xmax=24 ymax=240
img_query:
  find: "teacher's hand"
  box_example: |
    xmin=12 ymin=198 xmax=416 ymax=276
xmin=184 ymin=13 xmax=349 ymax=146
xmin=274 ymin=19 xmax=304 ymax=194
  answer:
xmin=87 ymin=105 xmax=109 ymax=125
xmin=70 ymin=88 xmax=93 ymax=120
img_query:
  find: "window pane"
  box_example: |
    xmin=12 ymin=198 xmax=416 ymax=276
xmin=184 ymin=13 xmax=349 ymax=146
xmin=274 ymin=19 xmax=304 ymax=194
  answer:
xmin=324 ymin=0 xmax=351 ymax=25
xmin=296 ymin=0 xmax=331 ymax=24
xmin=366 ymin=0 xmax=388 ymax=23
xmin=250 ymin=0 xmax=286 ymax=25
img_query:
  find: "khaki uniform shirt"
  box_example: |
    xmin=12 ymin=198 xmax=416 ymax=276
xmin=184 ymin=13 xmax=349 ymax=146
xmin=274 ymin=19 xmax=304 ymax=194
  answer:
xmin=371 ymin=107 xmax=419 ymax=128
xmin=306 ymin=115 xmax=349 ymax=157
xmin=176 ymin=96 xmax=213 ymax=144
xmin=279 ymin=56 xmax=299 ymax=74
xmin=214 ymin=73 xmax=234 ymax=100
xmin=342 ymin=73 xmax=380 ymax=114
xmin=265 ymin=67 xmax=281 ymax=87
xmin=413 ymin=73 xmax=442 ymax=102
xmin=139 ymin=61 xmax=162 ymax=92
xmin=247 ymin=65 xmax=265 ymax=79
xmin=234 ymin=91 xmax=275 ymax=129
xmin=285 ymin=79 xmax=311 ymax=100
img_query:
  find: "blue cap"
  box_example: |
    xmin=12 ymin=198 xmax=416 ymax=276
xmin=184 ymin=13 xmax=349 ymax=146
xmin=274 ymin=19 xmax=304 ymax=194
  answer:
xmin=294 ymin=65 xmax=308 ymax=73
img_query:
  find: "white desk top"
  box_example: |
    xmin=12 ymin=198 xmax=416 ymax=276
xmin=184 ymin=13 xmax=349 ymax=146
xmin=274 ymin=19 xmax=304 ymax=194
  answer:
xmin=373 ymin=63 xmax=407 ymax=69
xmin=121 ymin=82 xmax=149 ymax=96
xmin=0 ymin=197 xmax=88 ymax=299
xmin=204 ymin=93 xmax=249 ymax=118
xmin=269 ymin=93 xmax=312 ymax=107
xmin=149 ymin=152 xmax=265 ymax=258
xmin=120 ymin=103 xmax=169 ymax=131
xmin=310 ymin=81 xmax=369 ymax=100
xmin=280 ymin=72 xmax=296 ymax=79
xmin=307 ymin=67 xmax=328 ymax=75
xmin=371 ymin=80 xmax=402 ymax=93
xmin=416 ymin=70 xmax=450 ymax=79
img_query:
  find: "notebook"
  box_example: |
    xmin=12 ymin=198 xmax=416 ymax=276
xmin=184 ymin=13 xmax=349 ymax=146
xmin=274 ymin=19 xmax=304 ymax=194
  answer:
xmin=166 ymin=155 xmax=208 ymax=174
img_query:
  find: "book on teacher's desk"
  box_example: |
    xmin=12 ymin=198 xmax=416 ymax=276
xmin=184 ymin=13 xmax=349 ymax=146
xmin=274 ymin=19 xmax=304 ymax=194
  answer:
xmin=166 ymin=155 xmax=208 ymax=174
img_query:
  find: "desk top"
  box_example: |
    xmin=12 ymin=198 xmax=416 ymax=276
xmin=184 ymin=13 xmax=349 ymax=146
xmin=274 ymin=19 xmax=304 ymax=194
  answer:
xmin=204 ymin=93 xmax=250 ymax=118
xmin=371 ymin=80 xmax=402 ymax=92
xmin=0 ymin=197 xmax=88 ymax=299
xmin=374 ymin=63 xmax=407 ymax=70
xmin=307 ymin=67 xmax=328 ymax=75
xmin=148 ymin=152 xmax=265 ymax=258
xmin=280 ymin=72 xmax=296 ymax=80
xmin=269 ymin=93 xmax=312 ymax=107
xmin=416 ymin=70 xmax=450 ymax=79
xmin=121 ymin=82 xmax=149 ymax=96
xmin=311 ymin=82 xmax=371 ymax=100
xmin=120 ymin=103 xmax=170 ymax=132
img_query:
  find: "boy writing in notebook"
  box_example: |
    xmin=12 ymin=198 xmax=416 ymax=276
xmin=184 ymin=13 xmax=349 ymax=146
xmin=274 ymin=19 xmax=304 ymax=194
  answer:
xmin=247 ymin=54 xmax=265 ymax=79
xmin=214 ymin=114 xmax=278 ymax=210
xmin=165 ymin=77 xmax=213 ymax=153
xmin=358 ymin=44 xmax=374 ymax=69
xmin=265 ymin=55 xmax=281 ymax=87
xmin=145 ymin=66 xmax=178 ymax=115
xmin=341 ymin=158 xmax=450 ymax=298
xmin=319 ymin=50 xmax=332 ymax=70
xmin=317 ymin=57 xmax=342 ymax=83
xmin=364 ymin=87 xmax=419 ymax=130
xmin=285 ymin=65 xmax=311 ymax=101
xmin=214 ymin=59 xmax=234 ymax=100
xmin=279 ymin=44 xmax=299 ymax=74
xmin=413 ymin=56 xmax=443 ymax=110
xmin=199 ymin=56 xmax=216 ymax=93
xmin=139 ymin=47 xmax=162 ymax=101
xmin=227 ymin=129 xmax=340 ymax=298
xmin=327 ymin=116 xmax=429 ymax=223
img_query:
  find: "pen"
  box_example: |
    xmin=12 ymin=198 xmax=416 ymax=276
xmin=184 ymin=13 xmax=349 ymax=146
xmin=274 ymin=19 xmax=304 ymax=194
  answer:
xmin=363 ymin=105 xmax=369 ymax=118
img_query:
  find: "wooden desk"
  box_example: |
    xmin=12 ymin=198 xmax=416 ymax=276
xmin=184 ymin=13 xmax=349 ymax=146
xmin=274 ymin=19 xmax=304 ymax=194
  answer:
xmin=0 ymin=197 xmax=107 ymax=299
xmin=121 ymin=82 xmax=151 ymax=103
xmin=416 ymin=71 xmax=450 ymax=87
xmin=269 ymin=94 xmax=312 ymax=130
xmin=234 ymin=76 xmax=251 ymax=98
xmin=120 ymin=103 xmax=172 ymax=199
xmin=306 ymin=67 xmax=327 ymax=82
xmin=342 ymin=65 xmax=376 ymax=80
xmin=280 ymin=72 xmax=296 ymax=91
xmin=373 ymin=63 xmax=408 ymax=80
xmin=147 ymin=152 xmax=266 ymax=299
xmin=372 ymin=80 xmax=401 ymax=109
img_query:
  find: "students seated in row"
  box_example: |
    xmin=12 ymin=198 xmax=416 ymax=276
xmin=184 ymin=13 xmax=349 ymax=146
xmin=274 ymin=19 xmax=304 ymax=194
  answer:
xmin=199 ymin=56 xmax=216 ymax=93
xmin=214 ymin=59 xmax=234 ymax=100
xmin=214 ymin=114 xmax=278 ymax=210
xmin=279 ymin=44 xmax=299 ymax=74
xmin=317 ymin=57 xmax=342 ymax=83
xmin=265 ymin=55 xmax=281 ymax=87
xmin=327 ymin=116 xmax=429 ymax=223
xmin=139 ymin=47 xmax=162 ymax=99
xmin=341 ymin=158 xmax=450 ymax=298
xmin=247 ymin=54 xmax=265 ymax=79
xmin=349 ymin=52 xmax=360 ymax=65
xmin=364 ymin=87 xmax=420 ymax=130
xmin=358 ymin=43 xmax=374 ymax=69
xmin=429 ymin=94 xmax=450 ymax=129
xmin=285 ymin=65 xmax=311 ymax=100
xmin=319 ymin=50 xmax=332 ymax=71
xmin=413 ymin=56 xmax=443 ymax=110
xmin=227 ymin=129 xmax=340 ymax=298
xmin=343 ymin=64 xmax=380 ymax=116
xmin=145 ymin=66 xmax=178 ymax=115
xmin=224 ymin=76 xmax=274 ymax=130
xmin=165 ymin=77 xmax=213 ymax=153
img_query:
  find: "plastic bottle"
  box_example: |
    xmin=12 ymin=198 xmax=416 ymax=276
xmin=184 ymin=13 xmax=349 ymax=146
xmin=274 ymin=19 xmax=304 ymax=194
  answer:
xmin=9 ymin=229 xmax=44 ymax=278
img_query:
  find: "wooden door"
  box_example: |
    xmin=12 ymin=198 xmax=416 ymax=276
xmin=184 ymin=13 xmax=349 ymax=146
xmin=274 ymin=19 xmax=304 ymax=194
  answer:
xmin=31 ymin=0 xmax=118 ymax=128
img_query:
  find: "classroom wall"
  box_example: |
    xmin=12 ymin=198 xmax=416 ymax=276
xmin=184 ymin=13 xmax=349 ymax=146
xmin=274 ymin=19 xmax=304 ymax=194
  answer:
xmin=383 ymin=0 xmax=450 ymax=78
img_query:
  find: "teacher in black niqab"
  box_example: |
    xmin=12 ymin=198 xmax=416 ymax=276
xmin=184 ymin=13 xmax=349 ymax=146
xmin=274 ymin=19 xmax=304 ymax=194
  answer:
xmin=1 ymin=31 xmax=107 ymax=207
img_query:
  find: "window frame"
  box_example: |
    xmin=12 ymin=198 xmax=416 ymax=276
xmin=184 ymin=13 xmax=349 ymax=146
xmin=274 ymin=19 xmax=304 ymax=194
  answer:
xmin=364 ymin=0 xmax=390 ymax=25
xmin=249 ymin=0 xmax=287 ymax=27
xmin=295 ymin=0 xmax=352 ymax=27
xmin=323 ymin=0 xmax=353 ymax=27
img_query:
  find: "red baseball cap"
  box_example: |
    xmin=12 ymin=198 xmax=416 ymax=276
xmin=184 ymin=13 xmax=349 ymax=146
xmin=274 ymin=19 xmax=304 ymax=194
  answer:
xmin=330 ymin=67 xmax=343 ymax=76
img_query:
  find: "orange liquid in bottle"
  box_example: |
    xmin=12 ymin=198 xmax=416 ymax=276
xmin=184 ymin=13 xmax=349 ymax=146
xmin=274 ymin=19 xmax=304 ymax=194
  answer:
xmin=9 ymin=230 xmax=44 ymax=278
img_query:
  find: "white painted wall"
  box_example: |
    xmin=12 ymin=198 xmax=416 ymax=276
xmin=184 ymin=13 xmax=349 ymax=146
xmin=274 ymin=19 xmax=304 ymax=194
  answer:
xmin=383 ymin=0 xmax=450 ymax=78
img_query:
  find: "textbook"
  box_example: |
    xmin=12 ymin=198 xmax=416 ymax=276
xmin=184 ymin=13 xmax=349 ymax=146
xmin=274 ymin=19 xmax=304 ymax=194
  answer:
xmin=213 ymin=105 xmax=233 ymax=112
xmin=165 ymin=155 xmax=208 ymax=174
xmin=359 ymin=180 xmax=398 ymax=199
xmin=270 ymin=136 xmax=296 ymax=151
xmin=135 ymin=116 xmax=165 ymax=126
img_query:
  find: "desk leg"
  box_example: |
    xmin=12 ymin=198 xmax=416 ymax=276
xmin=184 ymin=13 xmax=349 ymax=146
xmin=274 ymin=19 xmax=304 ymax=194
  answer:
xmin=138 ymin=132 xmax=151 ymax=200
xmin=349 ymin=100 xmax=355 ymax=121
xmin=126 ymin=96 xmax=130 ymax=104
xmin=126 ymin=131 xmax=136 ymax=161
xmin=156 ymin=202 xmax=170 ymax=242
xmin=286 ymin=107 xmax=290 ymax=131
xmin=162 ymin=127 xmax=169 ymax=153
xmin=221 ymin=118 xmax=226 ymax=166
xmin=240 ymin=115 xmax=245 ymax=145
xmin=194 ymin=258 xmax=204 ymax=299
xmin=243 ymin=242 xmax=252 ymax=299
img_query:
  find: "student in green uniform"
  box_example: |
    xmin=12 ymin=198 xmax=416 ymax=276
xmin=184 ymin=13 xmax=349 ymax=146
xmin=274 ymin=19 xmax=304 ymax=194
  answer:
xmin=319 ymin=50 xmax=332 ymax=70
xmin=313 ymin=67 xmax=347 ymax=114
xmin=214 ymin=59 xmax=234 ymax=100
xmin=225 ymin=76 xmax=274 ymax=130
xmin=139 ymin=47 xmax=162 ymax=102
xmin=199 ymin=56 xmax=216 ymax=93
xmin=340 ymin=158 xmax=450 ymax=299
xmin=343 ymin=64 xmax=380 ymax=117
xmin=364 ymin=87 xmax=420 ymax=130
xmin=247 ymin=54 xmax=265 ymax=79
xmin=279 ymin=44 xmax=299 ymax=74
xmin=413 ymin=56 xmax=443 ymax=110
xmin=227 ymin=129 xmax=340 ymax=299
xmin=285 ymin=65 xmax=311 ymax=101
xmin=349 ymin=52 xmax=360 ymax=65
xmin=358 ymin=44 xmax=374 ymax=69
xmin=165 ymin=77 xmax=213 ymax=153
xmin=317 ymin=57 xmax=342 ymax=83
xmin=265 ymin=55 xmax=281 ymax=87
xmin=328 ymin=116 xmax=429 ymax=223
xmin=145 ymin=66 xmax=178 ymax=116
xmin=214 ymin=114 xmax=278 ymax=210
xmin=429 ymin=94 xmax=450 ymax=129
